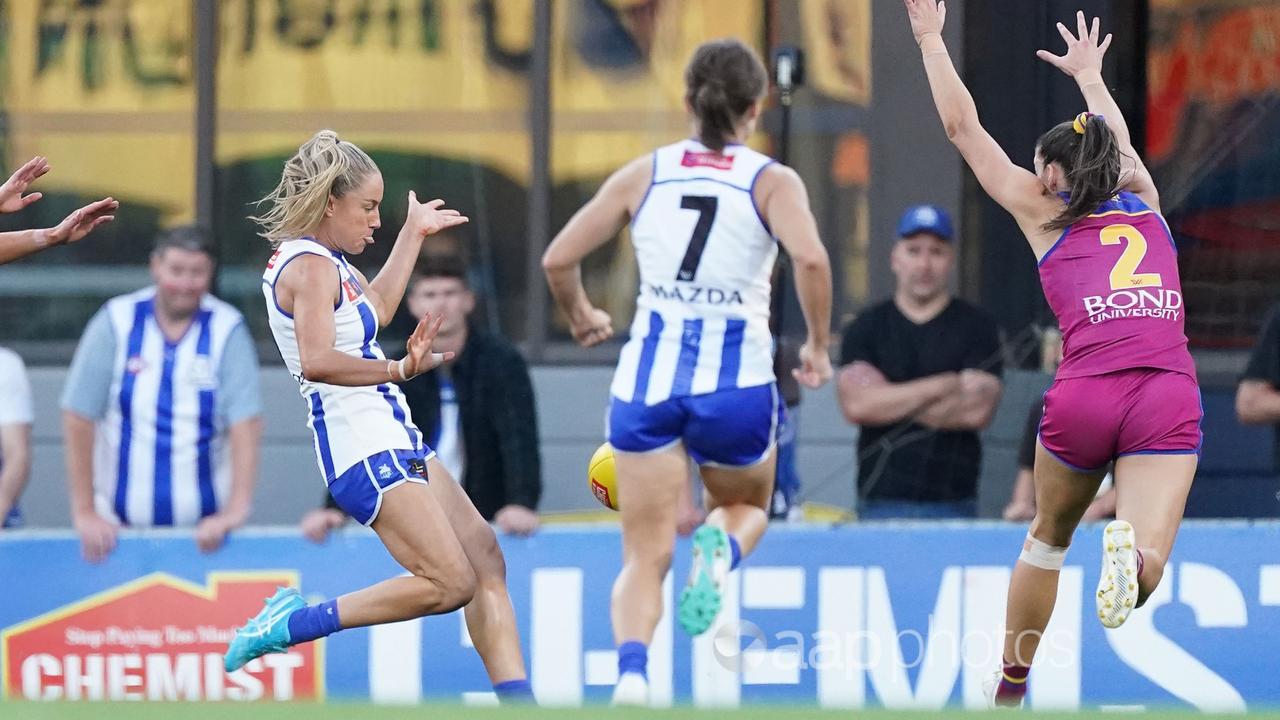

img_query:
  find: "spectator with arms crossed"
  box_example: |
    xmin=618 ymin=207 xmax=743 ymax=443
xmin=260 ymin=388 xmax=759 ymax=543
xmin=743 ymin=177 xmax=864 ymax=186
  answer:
xmin=837 ymin=205 xmax=1003 ymax=519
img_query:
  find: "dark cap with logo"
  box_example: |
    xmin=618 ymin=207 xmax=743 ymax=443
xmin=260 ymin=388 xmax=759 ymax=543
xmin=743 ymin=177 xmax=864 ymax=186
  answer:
xmin=896 ymin=205 xmax=954 ymax=242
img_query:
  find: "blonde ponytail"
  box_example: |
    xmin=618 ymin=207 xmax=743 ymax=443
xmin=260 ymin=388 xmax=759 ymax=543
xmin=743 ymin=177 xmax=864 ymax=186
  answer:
xmin=249 ymin=130 xmax=379 ymax=244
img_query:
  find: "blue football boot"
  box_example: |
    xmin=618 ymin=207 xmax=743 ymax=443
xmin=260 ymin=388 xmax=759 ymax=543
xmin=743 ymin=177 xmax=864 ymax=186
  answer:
xmin=224 ymin=586 xmax=305 ymax=672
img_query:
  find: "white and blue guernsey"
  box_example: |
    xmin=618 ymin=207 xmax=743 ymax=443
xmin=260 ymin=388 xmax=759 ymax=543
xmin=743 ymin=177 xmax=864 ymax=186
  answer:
xmin=608 ymin=139 xmax=781 ymax=467
xmin=262 ymin=238 xmax=432 ymax=525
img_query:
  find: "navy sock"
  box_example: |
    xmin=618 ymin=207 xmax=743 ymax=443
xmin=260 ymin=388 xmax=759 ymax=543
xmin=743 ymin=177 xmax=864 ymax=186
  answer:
xmin=728 ymin=534 xmax=742 ymax=571
xmin=285 ymin=599 xmax=342 ymax=644
xmin=617 ymin=640 xmax=648 ymax=679
xmin=493 ymin=678 xmax=534 ymax=704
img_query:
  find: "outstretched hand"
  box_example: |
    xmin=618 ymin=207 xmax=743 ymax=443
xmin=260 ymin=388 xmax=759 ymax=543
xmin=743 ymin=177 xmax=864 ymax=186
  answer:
xmin=46 ymin=197 xmax=118 ymax=246
xmin=401 ymin=312 xmax=454 ymax=378
xmin=0 ymin=156 xmax=50 ymax=213
xmin=1036 ymin=10 xmax=1112 ymax=78
xmin=903 ymin=0 xmax=946 ymax=44
xmin=406 ymin=191 xmax=469 ymax=240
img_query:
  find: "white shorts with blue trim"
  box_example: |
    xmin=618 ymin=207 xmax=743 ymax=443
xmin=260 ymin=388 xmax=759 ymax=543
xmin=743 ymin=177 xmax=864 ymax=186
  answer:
xmin=607 ymin=383 xmax=780 ymax=467
xmin=327 ymin=447 xmax=436 ymax=526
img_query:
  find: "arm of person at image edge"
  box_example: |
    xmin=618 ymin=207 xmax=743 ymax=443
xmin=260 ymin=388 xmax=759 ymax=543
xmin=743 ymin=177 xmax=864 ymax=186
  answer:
xmin=0 ymin=350 xmax=34 ymax=531
xmin=278 ymin=191 xmax=468 ymax=387
xmin=0 ymin=156 xmax=120 ymax=265
xmin=61 ymin=309 xmax=120 ymax=562
xmin=193 ymin=322 xmax=262 ymax=553
xmin=1237 ymin=304 xmax=1280 ymax=426
xmin=903 ymin=2 xmax=1151 ymax=252
xmin=541 ymin=154 xmax=834 ymax=389
xmin=483 ymin=338 xmax=543 ymax=537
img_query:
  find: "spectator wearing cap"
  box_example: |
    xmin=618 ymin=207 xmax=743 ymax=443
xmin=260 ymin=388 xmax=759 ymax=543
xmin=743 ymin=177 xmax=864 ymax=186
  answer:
xmin=835 ymin=205 xmax=1003 ymax=519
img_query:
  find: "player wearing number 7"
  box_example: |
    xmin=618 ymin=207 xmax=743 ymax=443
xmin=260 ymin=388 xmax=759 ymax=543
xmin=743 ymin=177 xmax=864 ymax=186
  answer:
xmin=904 ymin=0 xmax=1201 ymax=709
xmin=542 ymin=39 xmax=833 ymax=707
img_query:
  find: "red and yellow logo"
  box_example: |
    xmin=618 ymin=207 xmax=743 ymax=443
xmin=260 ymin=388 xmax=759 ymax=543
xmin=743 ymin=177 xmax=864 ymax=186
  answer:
xmin=1 ymin=572 xmax=323 ymax=702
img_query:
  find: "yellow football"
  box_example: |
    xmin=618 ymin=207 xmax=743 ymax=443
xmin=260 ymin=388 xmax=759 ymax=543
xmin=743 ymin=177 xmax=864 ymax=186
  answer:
xmin=588 ymin=442 xmax=619 ymax=511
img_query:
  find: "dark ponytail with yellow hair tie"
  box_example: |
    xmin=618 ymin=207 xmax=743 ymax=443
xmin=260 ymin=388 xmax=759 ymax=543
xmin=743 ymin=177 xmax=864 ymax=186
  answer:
xmin=1036 ymin=111 xmax=1121 ymax=231
xmin=1072 ymin=111 xmax=1096 ymax=135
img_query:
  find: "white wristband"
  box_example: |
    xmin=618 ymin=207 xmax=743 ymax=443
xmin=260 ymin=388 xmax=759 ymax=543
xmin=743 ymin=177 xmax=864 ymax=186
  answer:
xmin=397 ymin=357 xmax=408 ymax=380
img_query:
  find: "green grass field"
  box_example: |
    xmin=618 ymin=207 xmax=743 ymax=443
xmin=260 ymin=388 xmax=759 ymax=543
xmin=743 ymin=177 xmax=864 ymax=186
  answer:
xmin=1 ymin=702 xmax=1275 ymax=720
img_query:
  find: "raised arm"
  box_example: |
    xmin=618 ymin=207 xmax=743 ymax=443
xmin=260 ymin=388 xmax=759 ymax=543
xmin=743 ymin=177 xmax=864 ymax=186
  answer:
xmin=361 ymin=192 xmax=468 ymax=326
xmin=0 ymin=197 xmax=117 ymax=265
xmin=541 ymin=155 xmax=650 ymax=347
xmin=904 ymin=0 xmax=1046 ymax=226
xmin=0 ymin=156 xmax=50 ymax=214
xmin=280 ymin=254 xmax=452 ymax=386
xmin=1037 ymin=11 xmax=1159 ymax=210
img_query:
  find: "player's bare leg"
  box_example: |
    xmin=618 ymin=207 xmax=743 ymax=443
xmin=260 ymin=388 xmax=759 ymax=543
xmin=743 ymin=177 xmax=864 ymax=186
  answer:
xmin=1108 ymin=453 xmax=1196 ymax=611
xmin=701 ymin=451 xmax=774 ymax=552
xmin=990 ymin=441 xmax=1104 ymax=708
xmin=610 ymin=445 xmax=687 ymax=705
xmin=680 ymin=451 xmax=774 ymax=635
xmin=225 ymin=481 xmax=475 ymax=672
xmin=426 ymin=457 xmax=534 ymax=702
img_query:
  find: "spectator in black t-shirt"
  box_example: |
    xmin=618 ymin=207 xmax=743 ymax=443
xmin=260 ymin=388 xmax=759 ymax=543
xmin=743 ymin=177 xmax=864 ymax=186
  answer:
xmin=836 ymin=205 xmax=1003 ymax=519
xmin=1238 ymin=302 xmax=1280 ymax=470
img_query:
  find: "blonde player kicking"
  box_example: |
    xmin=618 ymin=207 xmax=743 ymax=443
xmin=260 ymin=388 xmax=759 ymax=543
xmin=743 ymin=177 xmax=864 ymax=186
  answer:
xmin=225 ymin=130 xmax=533 ymax=704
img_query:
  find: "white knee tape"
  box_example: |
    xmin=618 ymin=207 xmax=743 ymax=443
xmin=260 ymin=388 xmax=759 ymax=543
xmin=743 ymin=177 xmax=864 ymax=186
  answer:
xmin=1019 ymin=534 xmax=1068 ymax=570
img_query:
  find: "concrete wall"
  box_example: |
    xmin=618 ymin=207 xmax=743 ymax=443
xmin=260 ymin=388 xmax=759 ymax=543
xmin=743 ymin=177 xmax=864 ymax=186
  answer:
xmin=19 ymin=364 xmax=1049 ymax=528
